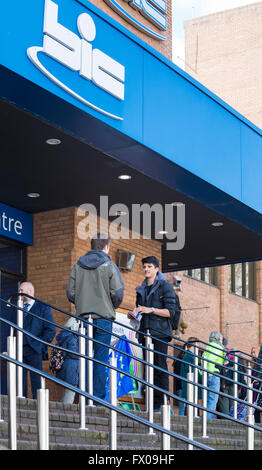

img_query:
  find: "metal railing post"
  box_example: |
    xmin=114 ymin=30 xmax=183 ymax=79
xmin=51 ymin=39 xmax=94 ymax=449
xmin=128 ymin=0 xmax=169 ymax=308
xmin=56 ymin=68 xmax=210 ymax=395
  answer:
xmin=233 ymin=354 xmax=238 ymax=419
xmin=148 ymin=342 xmax=155 ymax=435
xmin=145 ymin=330 xmax=151 ymax=413
xmin=16 ymin=296 xmax=24 ymax=397
xmin=109 ymin=352 xmax=117 ymax=450
xmin=37 ymin=383 xmax=49 ymax=450
xmin=202 ymin=357 xmax=208 ymax=438
xmin=87 ymin=315 xmax=94 ymax=407
xmin=187 ymin=368 xmax=194 ymax=450
xmin=79 ymin=320 xmax=87 ymax=430
xmin=193 ymin=345 xmax=199 ymax=417
xmin=7 ymin=335 xmax=17 ymax=450
xmin=246 ymin=361 xmax=254 ymax=450
xmin=161 ymin=401 xmax=171 ymax=450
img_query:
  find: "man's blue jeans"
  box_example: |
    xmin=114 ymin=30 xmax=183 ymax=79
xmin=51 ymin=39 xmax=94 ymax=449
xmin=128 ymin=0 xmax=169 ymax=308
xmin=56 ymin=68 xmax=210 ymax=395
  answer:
xmin=207 ymin=374 xmax=220 ymax=419
xmin=86 ymin=318 xmax=112 ymax=402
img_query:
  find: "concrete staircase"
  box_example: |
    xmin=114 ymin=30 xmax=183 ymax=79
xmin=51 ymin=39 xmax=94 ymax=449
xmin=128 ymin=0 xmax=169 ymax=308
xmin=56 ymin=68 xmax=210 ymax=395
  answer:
xmin=0 ymin=395 xmax=262 ymax=450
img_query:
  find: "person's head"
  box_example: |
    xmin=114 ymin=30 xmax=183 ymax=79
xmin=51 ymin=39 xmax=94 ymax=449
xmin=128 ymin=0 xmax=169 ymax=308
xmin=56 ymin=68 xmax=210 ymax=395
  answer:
xmin=141 ymin=256 xmax=159 ymax=281
xmin=186 ymin=336 xmax=199 ymax=349
xmin=19 ymin=282 xmax=35 ymax=302
xmin=65 ymin=317 xmax=80 ymax=332
xmin=209 ymin=331 xmax=223 ymax=344
xmin=251 ymin=347 xmax=259 ymax=358
xmin=91 ymin=233 xmax=111 ymax=253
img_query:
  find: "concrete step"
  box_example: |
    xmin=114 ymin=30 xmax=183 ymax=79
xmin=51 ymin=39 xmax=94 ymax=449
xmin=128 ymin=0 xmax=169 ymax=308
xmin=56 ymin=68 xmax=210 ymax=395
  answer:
xmin=1 ymin=395 xmax=262 ymax=450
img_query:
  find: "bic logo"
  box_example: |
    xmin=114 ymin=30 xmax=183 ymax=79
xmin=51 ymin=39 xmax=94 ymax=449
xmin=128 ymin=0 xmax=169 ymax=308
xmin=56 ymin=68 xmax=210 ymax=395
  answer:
xmin=27 ymin=0 xmax=125 ymax=120
xmin=103 ymin=0 xmax=167 ymax=40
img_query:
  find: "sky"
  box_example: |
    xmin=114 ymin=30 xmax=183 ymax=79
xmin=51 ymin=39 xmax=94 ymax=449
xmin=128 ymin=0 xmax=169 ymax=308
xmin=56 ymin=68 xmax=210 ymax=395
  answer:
xmin=172 ymin=0 xmax=261 ymax=68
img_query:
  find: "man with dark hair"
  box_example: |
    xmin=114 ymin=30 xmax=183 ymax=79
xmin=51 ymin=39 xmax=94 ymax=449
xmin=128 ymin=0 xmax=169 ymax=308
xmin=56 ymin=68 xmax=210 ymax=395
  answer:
xmin=67 ymin=233 xmax=124 ymax=402
xmin=134 ymin=256 xmax=176 ymax=411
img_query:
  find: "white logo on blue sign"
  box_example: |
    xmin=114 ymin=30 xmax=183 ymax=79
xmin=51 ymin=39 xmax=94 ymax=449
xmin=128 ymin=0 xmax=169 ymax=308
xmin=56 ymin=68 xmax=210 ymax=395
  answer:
xmin=103 ymin=0 xmax=167 ymax=40
xmin=27 ymin=0 xmax=125 ymax=121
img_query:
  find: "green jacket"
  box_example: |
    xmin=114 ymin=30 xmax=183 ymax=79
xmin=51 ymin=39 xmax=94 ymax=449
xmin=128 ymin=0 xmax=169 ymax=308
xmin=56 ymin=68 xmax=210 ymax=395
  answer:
xmin=202 ymin=341 xmax=225 ymax=374
xmin=67 ymin=250 xmax=124 ymax=319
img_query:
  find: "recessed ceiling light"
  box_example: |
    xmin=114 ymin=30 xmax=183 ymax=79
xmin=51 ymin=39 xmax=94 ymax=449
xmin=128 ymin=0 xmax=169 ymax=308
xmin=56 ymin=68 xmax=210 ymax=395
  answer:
xmin=46 ymin=138 xmax=61 ymax=145
xmin=215 ymin=256 xmax=226 ymax=260
xmin=118 ymin=174 xmax=131 ymax=180
xmin=27 ymin=193 xmax=40 ymax=198
xmin=211 ymin=222 xmax=224 ymax=227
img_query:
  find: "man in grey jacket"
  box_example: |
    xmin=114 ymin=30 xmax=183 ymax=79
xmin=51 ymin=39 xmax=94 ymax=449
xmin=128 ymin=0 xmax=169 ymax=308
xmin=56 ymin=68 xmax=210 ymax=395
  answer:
xmin=67 ymin=233 xmax=124 ymax=402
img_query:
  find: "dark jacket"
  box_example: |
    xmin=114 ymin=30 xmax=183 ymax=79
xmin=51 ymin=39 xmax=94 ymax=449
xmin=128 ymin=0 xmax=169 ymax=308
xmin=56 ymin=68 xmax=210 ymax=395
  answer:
xmin=67 ymin=250 xmax=124 ymax=320
xmin=180 ymin=350 xmax=202 ymax=400
xmin=23 ymin=301 xmax=56 ymax=360
xmin=136 ymin=272 xmax=176 ymax=341
xmin=55 ymin=330 xmax=79 ymax=386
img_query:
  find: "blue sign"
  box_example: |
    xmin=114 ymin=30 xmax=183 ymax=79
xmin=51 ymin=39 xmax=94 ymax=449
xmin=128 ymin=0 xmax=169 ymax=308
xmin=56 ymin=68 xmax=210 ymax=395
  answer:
xmin=0 ymin=204 xmax=33 ymax=245
xmin=0 ymin=0 xmax=143 ymax=138
xmin=1 ymin=0 xmax=262 ymax=217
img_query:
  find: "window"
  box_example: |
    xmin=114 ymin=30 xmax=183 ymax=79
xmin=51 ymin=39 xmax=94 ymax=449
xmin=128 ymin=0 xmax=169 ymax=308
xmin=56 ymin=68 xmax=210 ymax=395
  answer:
xmin=229 ymin=262 xmax=256 ymax=301
xmin=185 ymin=267 xmax=218 ymax=286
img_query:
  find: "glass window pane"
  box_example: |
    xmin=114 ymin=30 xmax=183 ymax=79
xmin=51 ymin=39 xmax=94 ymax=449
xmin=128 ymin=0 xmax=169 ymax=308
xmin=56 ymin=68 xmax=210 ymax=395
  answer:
xmin=234 ymin=264 xmax=242 ymax=296
xmin=192 ymin=269 xmax=201 ymax=280
xmin=0 ymin=243 xmax=22 ymax=273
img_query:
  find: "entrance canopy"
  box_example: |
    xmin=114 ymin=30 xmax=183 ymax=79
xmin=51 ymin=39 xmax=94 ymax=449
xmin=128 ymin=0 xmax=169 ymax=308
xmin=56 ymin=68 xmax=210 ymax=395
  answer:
xmin=1 ymin=0 xmax=262 ymax=271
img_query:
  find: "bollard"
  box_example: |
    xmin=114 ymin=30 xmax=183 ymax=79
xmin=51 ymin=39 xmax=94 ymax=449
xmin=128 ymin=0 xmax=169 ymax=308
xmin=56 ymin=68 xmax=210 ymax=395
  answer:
xmin=16 ymin=296 xmax=24 ymax=398
xmin=109 ymin=353 xmax=117 ymax=450
xmin=246 ymin=362 xmax=254 ymax=450
xmin=161 ymin=402 xmax=171 ymax=450
xmin=187 ymin=369 xmax=194 ymax=450
xmin=193 ymin=345 xmax=199 ymax=417
xmin=233 ymin=354 xmax=238 ymax=419
xmin=87 ymin=315 xmax=94 ymax=407
xmin=7 ymin=336 xmax=17 ymax=450
xmin=145 ymin=330 xmax=151 ymax=413
xmin=0 ymin=359 xmax=3 ymax=423
xmin=202 ymin=357 xmax=208 ymax=438
xmin=148 ymin=342 xmax=155 ymax=435
xmin=37 ymin=387 xmax=49 ymax=450
xmin=79 ymin=321 xmax=87 ymax=430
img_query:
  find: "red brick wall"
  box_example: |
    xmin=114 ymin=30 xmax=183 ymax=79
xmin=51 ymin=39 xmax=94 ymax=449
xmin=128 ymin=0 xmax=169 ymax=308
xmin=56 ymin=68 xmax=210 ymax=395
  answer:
xmin=166 ymin=265 xmax=261 ymax=355
xmin=184 ymin=3 xmax=262 ymax=129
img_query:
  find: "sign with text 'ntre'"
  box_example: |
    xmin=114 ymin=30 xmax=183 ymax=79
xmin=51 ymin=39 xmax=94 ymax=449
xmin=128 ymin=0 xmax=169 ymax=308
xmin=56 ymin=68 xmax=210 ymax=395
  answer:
xmin=0 ymin=204 xmax=33 ymax=246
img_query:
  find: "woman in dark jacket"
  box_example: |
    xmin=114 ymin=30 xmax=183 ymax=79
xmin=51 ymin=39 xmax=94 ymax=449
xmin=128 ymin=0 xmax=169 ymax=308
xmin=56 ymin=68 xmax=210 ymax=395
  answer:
xmin=56 ymin=317 xmax=80 ymax=404
xmin=179 ymin=338 xmax=201 ymax=415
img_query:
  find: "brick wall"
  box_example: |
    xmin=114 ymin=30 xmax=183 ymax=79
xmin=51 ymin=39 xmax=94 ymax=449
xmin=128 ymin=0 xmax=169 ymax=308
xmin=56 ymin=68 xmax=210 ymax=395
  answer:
xmin=89 ymin=0 xmax=173 ymax=60
xmin=166 ymin=264 xmax=261 ymax=354
xmin=184 ymin=2 xmax=262 ymax=129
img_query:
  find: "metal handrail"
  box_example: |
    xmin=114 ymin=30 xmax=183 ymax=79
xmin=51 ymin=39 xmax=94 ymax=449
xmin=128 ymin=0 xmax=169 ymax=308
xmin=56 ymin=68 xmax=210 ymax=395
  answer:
xmin=0 ymin=294 xmax=262 ymax=450
xmin=2 ymin=298 xmax=261 ymax=416
xmin=0 ymin=353 xmax=213 ymax=451
xmin=1 ymin=296 xmax=262 ymax=419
